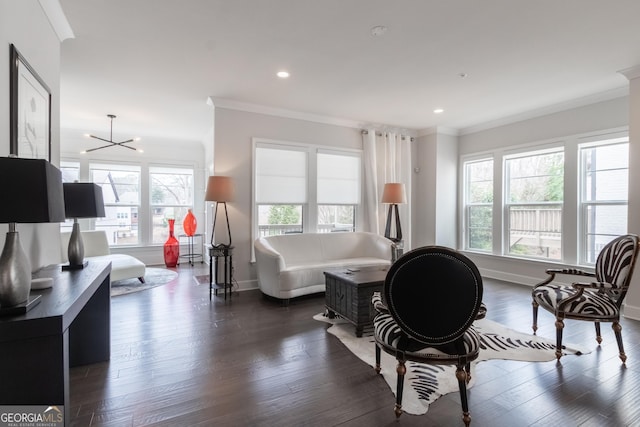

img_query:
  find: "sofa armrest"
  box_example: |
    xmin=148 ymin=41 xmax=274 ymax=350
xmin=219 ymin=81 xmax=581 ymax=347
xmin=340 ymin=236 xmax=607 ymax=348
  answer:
xmin=368 ymin=232 xmax=394 ymax=260
xmin=254 ymin=237 xmax=287 ymax=297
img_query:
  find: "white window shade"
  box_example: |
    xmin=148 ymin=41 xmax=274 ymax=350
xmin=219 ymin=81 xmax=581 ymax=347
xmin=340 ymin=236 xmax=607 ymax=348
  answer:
xmin=256 ymin=147 xmax=307 ymax=203
xmin=317 ymin=152 xmax=360 ymax=204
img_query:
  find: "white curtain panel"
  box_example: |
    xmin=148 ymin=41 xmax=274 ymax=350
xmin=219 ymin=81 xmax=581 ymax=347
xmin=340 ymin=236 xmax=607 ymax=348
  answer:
xmin=362 ymin=129 xmax=412 ymax=251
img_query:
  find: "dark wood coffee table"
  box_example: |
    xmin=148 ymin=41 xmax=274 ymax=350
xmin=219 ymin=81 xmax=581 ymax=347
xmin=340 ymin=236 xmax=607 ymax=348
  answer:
xmin=324 ymin=265 xmax=389 ymax=337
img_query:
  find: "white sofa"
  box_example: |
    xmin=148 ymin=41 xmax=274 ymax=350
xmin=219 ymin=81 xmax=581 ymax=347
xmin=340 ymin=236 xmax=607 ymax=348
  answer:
xmin=61 ymin=230 xmax=146 ymax=283
xmin=254 ymin=231 xmax=393 ymax=302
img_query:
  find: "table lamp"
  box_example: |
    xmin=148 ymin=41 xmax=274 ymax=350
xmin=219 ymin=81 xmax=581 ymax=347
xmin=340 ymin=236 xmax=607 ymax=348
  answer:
xmin=205 ymin=176 xmax=234 ymax=248
xmin=0 ymin=157 xmax=65 ymax=308
xmin=381 ymin=182 xmax=407 ymax=242
xmin=382 ymin=182 xmax=406 ymax=262
xmin=62 ymin=182 xmax=106 ymax=270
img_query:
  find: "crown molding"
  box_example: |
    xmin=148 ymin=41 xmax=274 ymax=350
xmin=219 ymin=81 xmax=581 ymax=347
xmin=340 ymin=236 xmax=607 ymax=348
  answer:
xmin=459 ymin=86 xmax=629 ymax=136
xmin=39 ymin=0 xmax=74 ymax=42
xmin=619 ymin=65 xmax=640 ymax=81
xmin=208 ymin=97 xmax=365 ymax=129
xmin=416 ymin=126 xmax=459 ymax=137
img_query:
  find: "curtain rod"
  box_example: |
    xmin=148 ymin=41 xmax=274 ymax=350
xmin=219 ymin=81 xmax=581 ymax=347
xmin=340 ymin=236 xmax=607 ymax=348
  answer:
xmin=361 ymin=130 xmax=414 ymax=142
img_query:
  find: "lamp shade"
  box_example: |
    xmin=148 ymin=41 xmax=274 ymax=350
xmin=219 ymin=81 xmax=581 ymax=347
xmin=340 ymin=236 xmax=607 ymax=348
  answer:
xmin=0 ymin=157 xmax=65 ymax=223
xmin=381 ymin=183 xmax=407 ymax=204
xmin=63 ymin=183 xmax=106 ymax=219
xmin=205 ymin=176 xmax=234 ymax=202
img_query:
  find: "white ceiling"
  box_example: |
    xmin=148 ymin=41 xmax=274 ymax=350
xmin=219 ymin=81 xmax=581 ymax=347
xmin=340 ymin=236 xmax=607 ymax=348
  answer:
xmin=58 ymin=0 xmax=640 ymax=144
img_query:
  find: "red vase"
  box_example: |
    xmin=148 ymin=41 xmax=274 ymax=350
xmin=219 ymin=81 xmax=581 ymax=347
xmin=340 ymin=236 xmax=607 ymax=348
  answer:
xmin=163 ymin=219 xmax=180 ymax=267
xmin=183 ymin=209 xmax=197 ymax=236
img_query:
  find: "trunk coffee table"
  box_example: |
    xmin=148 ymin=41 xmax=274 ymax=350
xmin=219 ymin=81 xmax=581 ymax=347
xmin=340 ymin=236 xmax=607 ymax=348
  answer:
xmin=324 ymin=265 xmax=389 ymax=337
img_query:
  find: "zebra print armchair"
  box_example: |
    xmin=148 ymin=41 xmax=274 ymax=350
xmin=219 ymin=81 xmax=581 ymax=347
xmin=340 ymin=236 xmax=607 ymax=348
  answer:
xmin=372 ymin=246 xmax=484 ymax=426
xmin=531 ymin=234 xmax=640 ymax=363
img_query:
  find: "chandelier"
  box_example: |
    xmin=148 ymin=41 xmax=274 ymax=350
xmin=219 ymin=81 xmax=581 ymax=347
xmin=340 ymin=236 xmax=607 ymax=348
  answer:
xmin=82 ymin=114 xmax=142 ymax=153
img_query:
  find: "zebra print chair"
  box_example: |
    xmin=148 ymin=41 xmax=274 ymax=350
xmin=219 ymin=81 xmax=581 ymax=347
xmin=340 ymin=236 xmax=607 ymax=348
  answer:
xmin=372 ymin=246 xmax=483 ymax=426
xmin=532 ymin=234 xmax=640 ymax=363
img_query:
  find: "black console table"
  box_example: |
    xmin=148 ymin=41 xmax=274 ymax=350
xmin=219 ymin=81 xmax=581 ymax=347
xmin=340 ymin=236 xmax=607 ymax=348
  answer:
xmin=0 ymin=260 xmax=111 ymax=424
xmin=207 ymin=244 xmax=233 ymax=300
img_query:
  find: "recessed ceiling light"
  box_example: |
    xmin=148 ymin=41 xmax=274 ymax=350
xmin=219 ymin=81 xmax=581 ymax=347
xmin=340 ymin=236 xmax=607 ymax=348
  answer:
xmin=277 ymin=71 xmax=290 ymax=78
xmin=434 ymin=108 xmax=444 ymax=114
xmin=371 ymin=25 xmax=388 ymax=36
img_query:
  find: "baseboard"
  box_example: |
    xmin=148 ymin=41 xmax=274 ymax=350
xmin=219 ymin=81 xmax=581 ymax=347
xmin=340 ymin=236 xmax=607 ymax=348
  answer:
xmin=623 ymin=303 xmax=640 ymax=321
xmin=235 ymin=279 xmax=259 ymax=292
xmin=478 ymin=267 xmax=574 ymax=287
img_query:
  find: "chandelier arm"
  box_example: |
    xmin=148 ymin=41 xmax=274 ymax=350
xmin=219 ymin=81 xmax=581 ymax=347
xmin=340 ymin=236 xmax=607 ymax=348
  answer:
xmin=89 ymin=135 xmax=114 ymax=143
xmin=85 ymin=144 xmax=117 ymax=153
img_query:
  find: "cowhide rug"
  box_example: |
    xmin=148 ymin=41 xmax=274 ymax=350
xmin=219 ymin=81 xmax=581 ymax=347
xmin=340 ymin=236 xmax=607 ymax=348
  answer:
xmin=314 ymin=313 xmax=588 ymax=415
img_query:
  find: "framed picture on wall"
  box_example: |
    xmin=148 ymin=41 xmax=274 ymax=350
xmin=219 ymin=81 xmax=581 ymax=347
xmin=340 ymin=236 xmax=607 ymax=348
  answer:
xmin=9 ymin=44 xmax=52 ymax=161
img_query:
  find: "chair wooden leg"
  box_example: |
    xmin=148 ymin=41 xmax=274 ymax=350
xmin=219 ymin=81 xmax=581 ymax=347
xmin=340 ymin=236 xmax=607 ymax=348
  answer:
xmin=532 ymin=299 xmax=539 ymax=334
xmin=375 ymin=344 xmax=381 ymax=374
xmin=465 ymin=362 xmax=472 ymax=384
xmin=612 ymin=321 xmax=627 ymax=363
xmin=555 ymin=318 xmax=564 ymax=361
xmin=456 ymin=365 xmax=471 ymax=427
xmin=394 ymin=360 xmax=406 ymax=418
xmin=594 ymin=321 xmax=602 ymax=344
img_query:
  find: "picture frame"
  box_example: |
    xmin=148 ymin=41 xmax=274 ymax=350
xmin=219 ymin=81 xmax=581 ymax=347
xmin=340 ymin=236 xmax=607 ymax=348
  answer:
xmin=9 ymin=44 xmax=52 ymax=161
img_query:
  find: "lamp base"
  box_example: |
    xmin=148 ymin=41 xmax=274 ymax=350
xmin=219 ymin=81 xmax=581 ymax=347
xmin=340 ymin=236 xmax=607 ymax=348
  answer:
xmin=0 ymin=294 xmax=41 ymax=317
xmin=62 ymin=260 xmax=89 ymax=271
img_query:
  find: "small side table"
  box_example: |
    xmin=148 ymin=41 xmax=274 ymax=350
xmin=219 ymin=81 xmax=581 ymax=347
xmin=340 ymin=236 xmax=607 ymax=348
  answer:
xmin=178 ymin=233 xmax=203 ymax=266
xmin=207 ymin=244 xmax=233 ymax=300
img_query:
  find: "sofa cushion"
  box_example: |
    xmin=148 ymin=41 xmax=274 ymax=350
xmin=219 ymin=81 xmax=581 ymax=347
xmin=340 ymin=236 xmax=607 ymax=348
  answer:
xmin=279 ymin=257 xmax=389 ymax=292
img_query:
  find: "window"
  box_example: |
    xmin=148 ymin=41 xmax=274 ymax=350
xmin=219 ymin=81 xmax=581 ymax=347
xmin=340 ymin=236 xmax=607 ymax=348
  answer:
xmin=505 ymin=149 xmax=564 ymax=260
xmin=150 ymin=166 xmax=194 ymax=244
xmin=252 ymin=140 xmax=362 ymax=243
xmin=463 ymin=159 xmax=493 ymax=252
xmin=255 ymin=145 xmax=307 ymax=236
xmin=317 ymin=151 xmax=360 ymax=232
xmin=579 ymin=139 xmax=629 ymax=264
xmin=90 ymin=163 xmax=141 ymax=245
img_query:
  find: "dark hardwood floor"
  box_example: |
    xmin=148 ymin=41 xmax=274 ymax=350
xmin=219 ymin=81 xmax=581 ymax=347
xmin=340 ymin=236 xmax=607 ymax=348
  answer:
xmin=69 ymin=264 xmax=640 ymax=426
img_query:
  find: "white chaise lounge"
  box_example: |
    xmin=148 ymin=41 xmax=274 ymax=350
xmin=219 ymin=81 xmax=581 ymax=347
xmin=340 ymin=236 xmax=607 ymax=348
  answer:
xmin=61 ymin=230 xmax=146 ymax=283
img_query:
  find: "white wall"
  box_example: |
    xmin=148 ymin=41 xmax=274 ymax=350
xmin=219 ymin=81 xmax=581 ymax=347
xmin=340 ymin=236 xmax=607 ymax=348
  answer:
xmin=0 ymin=1 xmax=64 ymax=271
xmin=435 ymin=132 xmax=458 ymax=248
xmin=212 ymin=107 xmax=362 ymax=288
xmin=412 ymin=130 xmax=458 ymax=248
xmin=412 ymin=133 xmax=436 ymax=247
xmin=620 ymin=69 xmax=640 ymax=320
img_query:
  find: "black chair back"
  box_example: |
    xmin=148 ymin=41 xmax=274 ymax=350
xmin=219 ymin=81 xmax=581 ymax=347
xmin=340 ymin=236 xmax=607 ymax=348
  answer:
xmin=384 ymin=246 xmax=483 ymax=345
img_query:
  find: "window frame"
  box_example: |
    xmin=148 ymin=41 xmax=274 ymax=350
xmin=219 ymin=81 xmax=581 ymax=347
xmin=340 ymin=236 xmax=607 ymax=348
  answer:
xmin=61 ymin=157 xmax=196 ymax=248
xmin=251 ymin=138 xmax=363 ymax=260
xmin=149 ymin=165 xmax=195 ymax=244
xmin=503 ymin=147 xmax=564 ymax=261
xmin=578 ymin=137 xmax=629 ymax=265
xmin=462 ymin=157 xmax=494 ymax=253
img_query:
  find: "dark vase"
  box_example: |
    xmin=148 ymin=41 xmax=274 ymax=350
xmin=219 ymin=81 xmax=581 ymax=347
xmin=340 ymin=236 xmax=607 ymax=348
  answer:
xmin=163 ymin=219 xmax=179 ymax=267
xmin=183 ymin=209 xmax=197 ymax=236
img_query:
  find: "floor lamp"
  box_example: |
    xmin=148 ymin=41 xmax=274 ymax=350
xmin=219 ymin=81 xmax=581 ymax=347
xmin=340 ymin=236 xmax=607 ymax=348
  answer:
xmin=381 ymin=182 xmax=406 ymax=262
xmin=205 ymin=176 xmax=234 ymax=248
